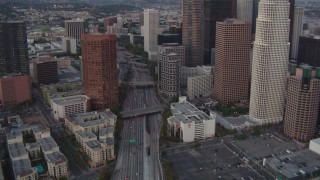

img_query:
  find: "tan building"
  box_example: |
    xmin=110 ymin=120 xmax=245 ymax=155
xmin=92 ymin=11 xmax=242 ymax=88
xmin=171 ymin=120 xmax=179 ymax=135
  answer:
xmin=65 ymin=109 xmax=116 ymax=167
xmin=65 ymin=19 xmax=85 ymax=42
xmin=182 ymin=0 xmax=204 ymax=67
xmin=284 ymin=65 xmax=320 ymax=142
xmin=214 ymin=19 xmax=251 ymax=103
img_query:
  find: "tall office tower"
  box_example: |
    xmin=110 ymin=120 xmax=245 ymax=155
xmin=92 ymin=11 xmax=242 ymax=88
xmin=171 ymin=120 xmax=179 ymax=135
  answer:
xmin=237 ymin=0 xmax=253 ymax=23
xmin=290 ymin=7 xmax=304 ymax=60
xmin=33 ymin=56 xmax=58 ymax=87
xmin=65 ymin=19 xmax=85 ymax=42
xmin=144 ymin=9 xmax=159 ymax=61
xmin=81 ymin=34 xmax=118 ymax=110
xmin=158 ymin=43 xmax=185 ymax=65
xmin=297 ymin=35 xmax=320 ymax=67
xmin=284 ymin=65 xmax=320 ymax=142
xmin=251 ymin=0 xmax=259 ymax=35
xmin=183 ymin=0 xmax=205 ymax=67
xmin=158 ymin=45 xmax=181 ymax=99
xmin=0 ymin=22 xmax=29 ymax=74
xmin=249 ymin=0 xmax=290 ymax=124
xmin=214 ymin=19 xmax=251 ymax=103
xmin=203 ymin=0 xmax=237 ymax=65
xmin=289 ymin=0 xmax=295 ymax=48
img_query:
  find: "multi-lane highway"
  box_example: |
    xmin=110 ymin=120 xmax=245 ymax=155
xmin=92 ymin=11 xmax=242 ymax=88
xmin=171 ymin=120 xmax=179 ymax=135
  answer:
xmin=112 ymin=55 xmax=163 ymax=180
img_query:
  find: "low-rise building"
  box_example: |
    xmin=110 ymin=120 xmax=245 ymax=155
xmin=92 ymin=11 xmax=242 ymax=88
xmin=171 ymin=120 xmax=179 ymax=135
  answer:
xmin=51 ymin=95 xmax=90 ymax=120
xmin=65 ymin=109 xmax=116 ymax=168
xmin=5 ymin=122 xmax=69 ymax=179
xmin=62 ymin=37 xmax=77 ymax=54
xmin=167 ymin=97 xmax=215 ymax=142
xmin=309 ymin=138 xmax=320 ymax=155
xmin=65 ymin=109 xmax=116 ymax=134
xmin=180 ymin=66 xmax=213 ymax=99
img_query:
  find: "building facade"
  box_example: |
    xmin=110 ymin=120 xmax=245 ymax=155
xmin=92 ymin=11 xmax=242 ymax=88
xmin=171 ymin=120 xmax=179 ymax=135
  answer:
xmin=167 ymin=97 xmax=215 ymax=142
xmin=0 ymin=22 xmax=29 ymax=74
xmin=0 ymin=74 xmax=31 ymax=110
xmin=284 ymin=66 xmax=320 ymax=142
xmin=62 ymin=37 xmax=77 ymax=54
xmin=290 ymin=7 xmax=304 ymax=60
xmin=50 ymin=95 xmax=90 ymax=120
xmin=182 ymin=0 xmax=204 ymax=67
xmin=144 ymin=9 xmax=159 ymax=61
xmin=65 ymin=19 xmax=85 ymax=42
xmin=33 ymin=56 xmax=59 ymax=87
xmin=81 ymin=34 xmax=118 ymax=110
xmin=103 ymin=16 xmax=117 ymax=31
xmin=158 ymin=44 xmax=182 ymax=99
xmin=203 ymin=0 xmax=237 ymax=65
xmin=297 ymin=35 xmax=320 ymax=67
xmin=237 ymin=0 xmax=253 ymax=23
xmin=249 ymin=0 xmax=290 ymax=124
xmin=214 ymin=19 xmax=251 ymax=103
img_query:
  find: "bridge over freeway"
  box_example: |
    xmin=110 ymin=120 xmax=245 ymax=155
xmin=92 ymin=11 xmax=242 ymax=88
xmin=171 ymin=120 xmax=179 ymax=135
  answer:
xmin=128 ymin=81 xmax=155 ymax=87
xmin=120 ymin=105 xmax=166 ymax=118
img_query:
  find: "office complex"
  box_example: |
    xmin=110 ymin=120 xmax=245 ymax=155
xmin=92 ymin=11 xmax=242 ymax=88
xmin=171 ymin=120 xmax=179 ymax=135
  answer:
xmin=50 ymin=95 xmax=91 ymax=120
xmin=214 ymin=19 xmax=251 ymax=103
xmin=103 ymin=16 xmax=117 ymax=31
xmin=158 ymin=44 xmax=182 ymax=99
xmin=65 ymin=109 xmax=116 ymax=167
xmin=167 ymin=97 xmax=215 ymax=142
xmin=237 ymin=0 xmax=253 ymax=23
xmin=6 ymin=122 xmax=69 ymax=179
xmin=0 ymin=22 xmax=29 ymax=74
xmin=203 ymin=0 xmax=237 ymax=65
xmin=290 ymin=7 xmax=304 ymax=60
xmin=144 ymin=9 xmax=159 ymax=61
xmin=297 ymin=35 xmax=320 ymax=67
xmin=284 ymin=65 xmax=320 ymax=142
xmin=81 ymin=34 xmax=118 ymax=110
xmin=33 ymin=56 xmax=59 ymax=87
xmin=182 ymin=0 xmax=204 ymax=67
xmin=187 ymin=67 xmax=213 ymax=99
xmin=249 ymin=0 xmax=290 ymax=124
xmin=65 ymin=19 xmax=85 ymax=42
xmin=0 ymin=74 xmax=31 ymax=110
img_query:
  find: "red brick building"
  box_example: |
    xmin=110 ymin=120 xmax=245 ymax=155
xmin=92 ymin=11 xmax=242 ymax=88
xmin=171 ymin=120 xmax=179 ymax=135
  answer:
xmin=81 ymin=34 xmax=118 ymax=110
xmin=0 ymin=74 xmax=31 ymax=110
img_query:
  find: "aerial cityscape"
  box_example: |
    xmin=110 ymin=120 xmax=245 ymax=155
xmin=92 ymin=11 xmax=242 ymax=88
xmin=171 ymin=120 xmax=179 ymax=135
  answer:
xmin=0 ymin=0 xmax=320 ymax=180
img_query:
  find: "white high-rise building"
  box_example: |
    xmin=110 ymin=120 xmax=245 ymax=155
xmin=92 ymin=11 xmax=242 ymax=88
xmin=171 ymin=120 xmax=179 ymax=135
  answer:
xmin=237 ymin=0 xmax=253 ymax=23
xmin=249 ymin=0 xmax=290 ymax=125
xmin=290 ymin=7 xmax=304 ymax=60
xmin=144 ymin=9 xmax=159 ymax=61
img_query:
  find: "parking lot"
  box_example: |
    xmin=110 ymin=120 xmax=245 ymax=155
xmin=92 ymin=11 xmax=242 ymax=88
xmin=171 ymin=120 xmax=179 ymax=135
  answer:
xmin=233 ymin=133 xmax=303 ymax=161
xmin=165 ymin=143 xmax=264 ymax=180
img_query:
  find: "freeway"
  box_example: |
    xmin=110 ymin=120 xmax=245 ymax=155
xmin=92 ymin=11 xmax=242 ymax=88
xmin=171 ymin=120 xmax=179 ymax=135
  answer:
xmin=112 ymin=55 xmax=163 ymax=180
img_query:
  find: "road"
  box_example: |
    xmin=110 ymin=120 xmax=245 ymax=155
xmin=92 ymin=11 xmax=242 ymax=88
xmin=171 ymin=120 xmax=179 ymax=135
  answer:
xmin=112 ymin=52 xmax=163 ymax=180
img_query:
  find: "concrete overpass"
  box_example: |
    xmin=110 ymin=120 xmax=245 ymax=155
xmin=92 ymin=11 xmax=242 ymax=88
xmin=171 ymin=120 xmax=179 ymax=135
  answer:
xmin=129 ymin=81 xmax=155 ymax=87
xmin=121 ymin=105 xmax=166 ymax=118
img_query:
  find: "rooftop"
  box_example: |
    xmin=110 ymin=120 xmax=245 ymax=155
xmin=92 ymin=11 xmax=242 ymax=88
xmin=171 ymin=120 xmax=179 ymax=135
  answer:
xmin=6 ymin=129 xmax=23 ymax=142
xmin=66 ymin=109 xmax=117 ymax=128
xmin=310 ymin=138 xmax=320 ymax=145
xmin=86 ymin=140 xmax=102 ymax=150
xmin=33 ymin=55 xmax=56 ymax=63
xmin=77 ymin=131 xmax=97 ymax=140
xmin=51 ymin=95 xmax=90 ymax=106
xmin=221 ymin=18 xmax=250 ymax=25
xmin=170 ymin=101 xmax=211 ymax=124
xmin=45 ymin=151 xmax=68 ymax=165
xmin=99 ymin=126 xmax=115 ymax=137
xmin=38 ymin=137 xmax=58 ymax=153
xmin=8 ymin=142 xmax=27 ymax=159
xmin=266 ymin=150 xmax=320 ymax=179
xmin=12 ymin=158 xmax=35 ymax=177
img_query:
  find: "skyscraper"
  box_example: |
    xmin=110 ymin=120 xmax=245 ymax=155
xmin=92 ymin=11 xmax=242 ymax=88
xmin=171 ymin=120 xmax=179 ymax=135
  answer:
xmin=0 ymin=22 xmax=29 ymax=74
xmin=144 ymin=9 xmax=159 ymax=61
xmin=249 ymin=0 xmax=290 ymax=124
xmin=65 ymin=19 xmax=85 ymax=42
xmin=297 ymin=35 xmax=320 ymax=67
xmin=290 ymin=7 xmax=304 ymax=60
xmin=81 ymin=34 xmax=118 ymax=110
xmin=214 ymin=19 xmax=251 ymax=103
xmin=237 ymin=0 xmax=253 ymax=23
xmin=183 ymin=0 xmax=204 ymax=67
xmin=203 ymin=0 xmax=237 ymax=65
xmin=284 ymin=65 xmax=320 ymax=142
